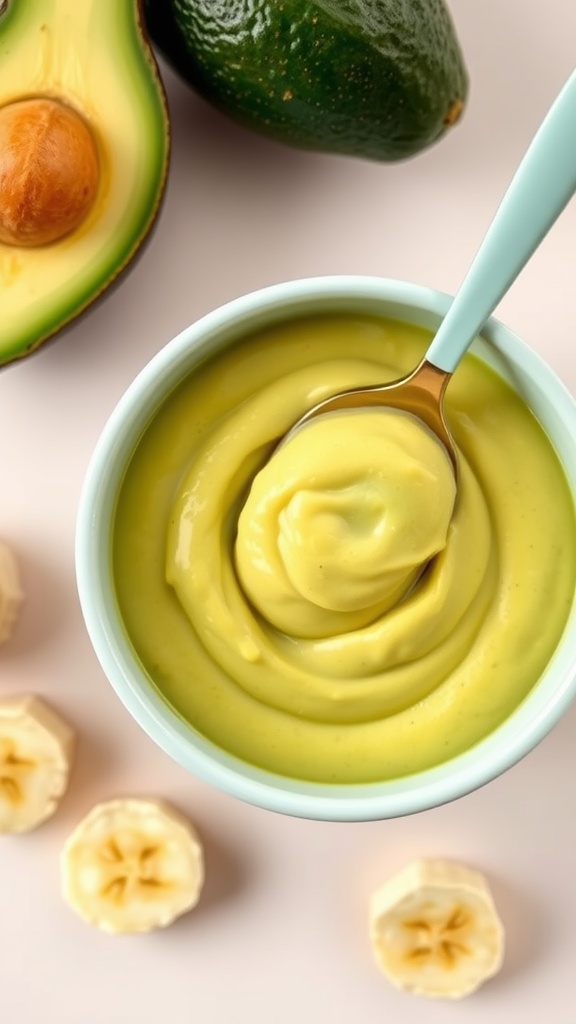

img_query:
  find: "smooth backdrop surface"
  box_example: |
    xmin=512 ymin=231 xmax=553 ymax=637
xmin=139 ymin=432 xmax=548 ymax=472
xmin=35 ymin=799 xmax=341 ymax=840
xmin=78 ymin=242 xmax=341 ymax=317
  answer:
xmin=1 ymin=2 xmax=575 ymax=1021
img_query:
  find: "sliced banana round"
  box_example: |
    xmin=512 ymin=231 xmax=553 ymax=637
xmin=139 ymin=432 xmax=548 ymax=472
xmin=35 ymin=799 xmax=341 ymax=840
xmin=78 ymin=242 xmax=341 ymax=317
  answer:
xmin=0 ymin=694 xmax=75 ymax=834
xmin=61 ymin=798 xmax=205 ymax=935
xmin=369 ymin=858 xmax=505 ymax=999
xmin=0 ymin=541 xmax=24 ymax=644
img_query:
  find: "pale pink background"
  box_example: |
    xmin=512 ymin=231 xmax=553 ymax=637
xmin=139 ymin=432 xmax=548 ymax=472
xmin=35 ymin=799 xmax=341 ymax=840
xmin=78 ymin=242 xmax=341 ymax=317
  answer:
xmin=1 ymin=2 xmax=576 ymax=1021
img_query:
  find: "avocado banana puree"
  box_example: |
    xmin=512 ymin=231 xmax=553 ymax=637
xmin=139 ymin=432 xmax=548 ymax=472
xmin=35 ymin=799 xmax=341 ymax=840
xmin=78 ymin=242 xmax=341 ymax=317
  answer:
xmin=113 ymin=314 xmax=576 ymax=784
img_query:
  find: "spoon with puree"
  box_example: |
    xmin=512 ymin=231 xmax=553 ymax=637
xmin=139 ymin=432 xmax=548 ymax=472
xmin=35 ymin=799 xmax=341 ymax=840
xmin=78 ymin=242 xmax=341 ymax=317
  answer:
xmin=284 ymin=70 xmax=576 ymax=472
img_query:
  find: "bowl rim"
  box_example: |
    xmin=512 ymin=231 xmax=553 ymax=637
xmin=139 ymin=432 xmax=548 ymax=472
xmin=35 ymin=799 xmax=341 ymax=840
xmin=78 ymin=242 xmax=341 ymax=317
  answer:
xmin=75 ymin=275 xmax=576 ymax=821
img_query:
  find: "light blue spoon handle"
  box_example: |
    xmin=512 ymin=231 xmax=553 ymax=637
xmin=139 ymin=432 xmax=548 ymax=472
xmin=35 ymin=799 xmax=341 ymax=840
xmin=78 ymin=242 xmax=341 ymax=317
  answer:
xmin=425 ymin=69 xmax=576 ymax=374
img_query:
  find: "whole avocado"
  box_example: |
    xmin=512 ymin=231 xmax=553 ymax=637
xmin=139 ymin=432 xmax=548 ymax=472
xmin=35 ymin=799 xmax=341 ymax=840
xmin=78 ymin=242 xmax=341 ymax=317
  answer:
xmin=143 ymin=0 xmax=468 ymax=162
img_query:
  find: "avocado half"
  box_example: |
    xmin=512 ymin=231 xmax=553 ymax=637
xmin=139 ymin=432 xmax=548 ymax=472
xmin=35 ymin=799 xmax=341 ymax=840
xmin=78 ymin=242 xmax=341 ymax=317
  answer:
xmin=0 ymin=0 xmax=170 ymax=367
xmin=143 ymin=0 xmax=468 ymax=163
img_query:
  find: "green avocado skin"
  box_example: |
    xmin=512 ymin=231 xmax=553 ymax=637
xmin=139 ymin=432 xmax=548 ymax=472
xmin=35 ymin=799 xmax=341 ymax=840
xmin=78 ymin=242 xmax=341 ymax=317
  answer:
xmin=143 ymin=0 xmax=468 ymax=161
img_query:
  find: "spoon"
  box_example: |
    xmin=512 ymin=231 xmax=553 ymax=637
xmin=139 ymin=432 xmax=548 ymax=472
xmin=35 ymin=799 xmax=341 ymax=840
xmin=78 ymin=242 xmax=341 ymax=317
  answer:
xmin=284 ymin=69 xmax=576 ymax=472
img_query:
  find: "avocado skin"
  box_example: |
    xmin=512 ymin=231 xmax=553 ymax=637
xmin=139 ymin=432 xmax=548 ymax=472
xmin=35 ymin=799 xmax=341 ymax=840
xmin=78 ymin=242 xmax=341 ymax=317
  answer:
xmin=143 ymin=0 xmax=468 ymax=161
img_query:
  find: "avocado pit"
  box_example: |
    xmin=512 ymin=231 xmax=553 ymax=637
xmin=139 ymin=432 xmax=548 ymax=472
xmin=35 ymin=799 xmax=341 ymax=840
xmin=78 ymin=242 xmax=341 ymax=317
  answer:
xmin=0 ymin=96 xmax=100 ymax=247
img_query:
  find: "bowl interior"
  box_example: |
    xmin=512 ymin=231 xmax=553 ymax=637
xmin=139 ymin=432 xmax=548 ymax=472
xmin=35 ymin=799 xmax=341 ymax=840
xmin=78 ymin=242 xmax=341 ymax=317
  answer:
xmin=76 ymin=277 xmax=576 ymax=820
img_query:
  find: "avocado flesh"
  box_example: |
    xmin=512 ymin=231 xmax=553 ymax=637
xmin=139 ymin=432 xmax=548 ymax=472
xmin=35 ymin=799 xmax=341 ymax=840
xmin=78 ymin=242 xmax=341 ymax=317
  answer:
xmin=0 ymin=0 xmax=170 ymax=366
xmin=143 ymin=0 xmax=468 ymax=162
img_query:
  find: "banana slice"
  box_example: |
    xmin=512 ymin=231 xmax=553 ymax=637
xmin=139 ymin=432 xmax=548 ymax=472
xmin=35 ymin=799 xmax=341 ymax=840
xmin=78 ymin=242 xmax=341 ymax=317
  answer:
xmin=61 ymin=798 xmax=205 ymax=935
xmin=0 ymin=542 xmax=23 ymax=644
xmin=369 ymin=858 xmax=505 ymax=999
xmin=0 ymin=695 xmax=75 ymax=834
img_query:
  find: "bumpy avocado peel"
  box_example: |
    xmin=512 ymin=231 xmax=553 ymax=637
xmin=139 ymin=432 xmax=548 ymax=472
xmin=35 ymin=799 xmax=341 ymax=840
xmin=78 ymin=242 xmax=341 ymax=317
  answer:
xmin=143 ymin=0 xmax=468 ymax=161
xmin=0 ymin=0 xmax=170 ymax=367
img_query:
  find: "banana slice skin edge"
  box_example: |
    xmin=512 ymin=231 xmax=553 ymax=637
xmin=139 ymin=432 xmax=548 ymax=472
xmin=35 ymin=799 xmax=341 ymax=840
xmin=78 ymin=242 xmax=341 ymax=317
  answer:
xmin=369 ymin=858 xmax=505 ymax=999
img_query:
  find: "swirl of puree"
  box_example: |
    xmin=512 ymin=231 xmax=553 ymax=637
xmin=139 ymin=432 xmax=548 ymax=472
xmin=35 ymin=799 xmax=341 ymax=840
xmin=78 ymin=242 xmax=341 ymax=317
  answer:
xmin=113 ymin=315 xmax=576 ymax=784
xmin=234 ymin=410 xmax=457 ymax=639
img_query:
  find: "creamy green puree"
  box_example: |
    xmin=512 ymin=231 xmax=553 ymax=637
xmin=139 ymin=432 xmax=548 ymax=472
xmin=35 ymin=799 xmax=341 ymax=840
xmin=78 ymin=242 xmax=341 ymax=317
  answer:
xmin=113 ymin=315 xmax=576 ymax=783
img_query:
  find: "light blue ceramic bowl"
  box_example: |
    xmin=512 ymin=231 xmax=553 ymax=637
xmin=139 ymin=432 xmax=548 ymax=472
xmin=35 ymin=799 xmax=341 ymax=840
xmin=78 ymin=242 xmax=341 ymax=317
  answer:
xmin=75 ymin=276 xmax=576 ymax=821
